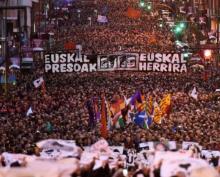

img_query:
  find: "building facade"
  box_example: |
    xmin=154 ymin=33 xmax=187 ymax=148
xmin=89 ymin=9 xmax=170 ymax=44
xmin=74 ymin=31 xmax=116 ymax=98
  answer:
xmin=206 ymin=0 xmax=220 ymax=33
xmin=0 ymin=0 xmax=39 ymax=57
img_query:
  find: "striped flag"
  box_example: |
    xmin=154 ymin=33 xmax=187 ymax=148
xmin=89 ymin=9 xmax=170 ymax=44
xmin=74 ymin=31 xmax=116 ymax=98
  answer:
xmin=153 ymin=102 xmax=163 ymax=124
xmin=159 ymin=94 xmax=171 ymax=117
xmin=124 ymin=95 xmax=132 ymax=106
xmin=112 ymin=111 xmax=122 ymax=125
xmin=136 ymin=101 xmax=146 ymax=112
xmin=105 ymin=100 xmax=113 ymax=130
xmin=146 ymin=95 xmax=153 ymax=116
xmin=100 ymin=95 xmax=108 ymax=138
xmin=115 ymin=116 xmax=125 ymax=129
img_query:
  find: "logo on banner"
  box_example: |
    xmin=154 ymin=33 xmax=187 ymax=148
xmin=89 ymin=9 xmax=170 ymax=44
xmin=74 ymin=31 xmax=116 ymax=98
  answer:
xmin=97 ymin=53 xmax=139 ymax=71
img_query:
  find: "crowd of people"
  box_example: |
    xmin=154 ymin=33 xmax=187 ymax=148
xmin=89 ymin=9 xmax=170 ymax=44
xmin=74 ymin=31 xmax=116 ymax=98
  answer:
xmin=0 ymin=0 xmax=219 ymax=176
xmin=0 ymin=70 xmax=219 ymax=154
xmin=45 ymin=0 xmax=176 ymax=54
xmin=0 ymin=138 xmax=220 ymax=177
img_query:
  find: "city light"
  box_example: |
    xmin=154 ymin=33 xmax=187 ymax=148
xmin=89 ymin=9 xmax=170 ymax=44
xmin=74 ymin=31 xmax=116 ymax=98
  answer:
xmin=139 ymin=1 xmax=145 ymax=7
xmin=174 ymin=26 xmax=182 ymax=33
xmin=146 ymin=4 xmax=152 ymax=10
xmin=204 ymin=49 xmax=212 ymax=59
xmin=179 ymin=22 xmax=186 ymax=29
xmin=173 ymin=22 xmax=187 ymax=35
xmin=183 ymin=53 xmax=189 ymax=58
xmin=145 ymin=2 xmax=152 ymax=11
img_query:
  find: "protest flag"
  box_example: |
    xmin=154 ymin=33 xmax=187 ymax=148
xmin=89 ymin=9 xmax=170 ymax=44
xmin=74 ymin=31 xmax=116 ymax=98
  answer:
xmin=64 ymin=41 xmax=75 ymax=50
xmin=190 ymin=87 xmax=198 ymax=100
xmin=105 ymin=100 xmax=113 ymax=130
xmin=100 ymin=95 xmax=108 ymax=138
xmin=110 ymin=95 xmax=129 ymax=129
xmin=126 ymin=7 xmax=141 ymax=19
xmin=147 ymin=116 xmax=153 ymax=127
xmin=124 ymin=95 xmax=132 ymax=106
xmin=153 ymin=102 xmax=163 ymax=124
xmin=26 ymin=106 xmax=33 ymax=116
xmin=159 ymin=94 xmax=171 ymax=117
xmin=130 ymin=91 xmax=142 ymax=105
xmin=110 ymin=95 xmax=126 ymax=115
xmin=33 ymin=77 xmax=44 ymax=88
xmin=136 ymin=101 xmax=146 ymax=112
xmin=148 ymin=34 xmax=157 ymax=44
xmin=115 ymin=116 xmax=125 ymax=129
xmin=134 ymin=111 xmax=152 ymax=129
xmin=112 ymin=111 xmax=122 ymax=125
xmin=146 ymin=95 xmax=153 ymax=115
xmin=97 ymin=15 xmax=108 ymax=23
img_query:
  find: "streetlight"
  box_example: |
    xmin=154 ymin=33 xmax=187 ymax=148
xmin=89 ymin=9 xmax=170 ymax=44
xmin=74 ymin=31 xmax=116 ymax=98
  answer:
xmin=179 ymin=22 xmax=186 ymax=29
xmin=204 ymin=49 xmax=212 ymax=59
xmin=174 ymin=26 xmax=182 ymax=34
xmin=146 ymin=4 xmax=152 ymax=11
xmin=139 ymin=1 xmax=145 ymax=8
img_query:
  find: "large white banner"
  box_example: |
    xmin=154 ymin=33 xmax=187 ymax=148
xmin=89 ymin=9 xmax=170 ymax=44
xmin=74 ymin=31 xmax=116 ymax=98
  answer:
xmin=139 ymin=53 xmax=187 ymax=73
xmin=44 ymin=53 xmax=97 ymax=73
xmin=44 ymin=52 xmax=188 ymax=73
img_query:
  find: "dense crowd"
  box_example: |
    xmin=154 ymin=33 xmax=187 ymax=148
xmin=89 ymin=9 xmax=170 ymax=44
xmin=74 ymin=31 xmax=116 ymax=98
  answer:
xmin=0 ymin=69 xmax=220 ymax=154
xmin=0 ymin=0 xmax=219 ymax=176
xmin=46 ymin=0 xmax=176 ymax=54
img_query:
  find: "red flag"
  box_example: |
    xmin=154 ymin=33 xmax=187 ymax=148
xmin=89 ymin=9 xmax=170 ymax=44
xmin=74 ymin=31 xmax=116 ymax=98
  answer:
xmin=64 ymin=41 xmax=76 ymax=50
xmin=148 ymin=35 xmax=157 ymax=44
xmin=159 ymin=94 xmax=171 ymax=117
xmin=126 ymin=7 xmax=141 ymax=19
xmin=110 ymin=95 xmax=125 ymax=115
xmin=100 ymin=95 xmax=108 ymax=139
